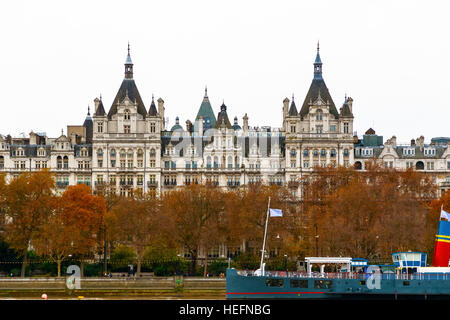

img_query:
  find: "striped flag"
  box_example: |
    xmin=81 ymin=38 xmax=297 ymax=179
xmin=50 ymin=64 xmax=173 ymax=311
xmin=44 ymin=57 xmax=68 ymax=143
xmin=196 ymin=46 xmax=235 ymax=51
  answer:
xmin=432 ymin=220 xmax=450 ymax=267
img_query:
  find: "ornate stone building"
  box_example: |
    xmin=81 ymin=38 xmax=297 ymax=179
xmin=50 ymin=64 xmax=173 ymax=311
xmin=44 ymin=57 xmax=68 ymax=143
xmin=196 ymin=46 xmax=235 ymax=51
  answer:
xmin=0 ymin=45 xmax=449 ymax=198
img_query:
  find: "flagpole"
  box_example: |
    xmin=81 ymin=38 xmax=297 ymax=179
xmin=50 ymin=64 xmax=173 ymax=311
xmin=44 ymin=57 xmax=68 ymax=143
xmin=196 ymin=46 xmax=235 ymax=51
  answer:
xmin=260 ymin=196 xmax=271 ymax=276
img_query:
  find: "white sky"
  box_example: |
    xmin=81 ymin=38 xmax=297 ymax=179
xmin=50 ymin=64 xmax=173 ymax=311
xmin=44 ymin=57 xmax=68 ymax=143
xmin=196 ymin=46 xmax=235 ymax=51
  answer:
xmin=0 ymin=0 xmax=449 ymax=144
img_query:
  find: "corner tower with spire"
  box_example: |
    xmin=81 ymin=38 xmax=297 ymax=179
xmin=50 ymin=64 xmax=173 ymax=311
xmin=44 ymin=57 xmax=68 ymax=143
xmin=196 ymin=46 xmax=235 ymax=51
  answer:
xmin=283 ymin=43 xmax=355 ymax=183
xmin=90 ymin=44 xmax=164 ymax=196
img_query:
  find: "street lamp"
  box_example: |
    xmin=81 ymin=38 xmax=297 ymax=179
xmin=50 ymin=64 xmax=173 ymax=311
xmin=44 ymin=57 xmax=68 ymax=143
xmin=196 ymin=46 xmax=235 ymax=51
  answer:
xmin=314 ymin=224 xmax=319 ymax=256
xmin=177 ymin=254 xmax=181 ymax=275
xmin=283 ymin=254 xmax=287 ymax=272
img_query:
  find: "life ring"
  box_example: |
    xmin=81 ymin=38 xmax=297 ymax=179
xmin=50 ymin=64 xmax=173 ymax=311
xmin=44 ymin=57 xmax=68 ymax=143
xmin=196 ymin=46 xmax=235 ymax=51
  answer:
xmin=280 ymin=272 xmax=286 ymax=277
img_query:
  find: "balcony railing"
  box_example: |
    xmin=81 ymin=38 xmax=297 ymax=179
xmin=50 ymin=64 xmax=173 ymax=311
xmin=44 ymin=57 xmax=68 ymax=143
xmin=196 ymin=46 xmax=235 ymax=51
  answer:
xmin=56 ymin=181 xmax=69 ymax=188
xmin=147 ymin=181 xmax=158 ymax=188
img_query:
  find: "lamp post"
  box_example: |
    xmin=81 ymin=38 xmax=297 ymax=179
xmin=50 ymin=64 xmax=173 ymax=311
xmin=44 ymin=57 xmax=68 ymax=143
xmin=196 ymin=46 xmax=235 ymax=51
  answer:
xmin=103 ymin=224 xmax=107 ymax=275
xmin=177 ymin=254 xmax=181 ymax=276
xmin=314 ymin=223 xmax=319 ymax=256
xmin=283 ymin=254 xmax=288 ymax=272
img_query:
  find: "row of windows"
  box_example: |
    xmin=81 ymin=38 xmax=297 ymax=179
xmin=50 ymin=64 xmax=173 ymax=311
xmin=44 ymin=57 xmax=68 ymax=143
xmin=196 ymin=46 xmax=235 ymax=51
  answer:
xmin=290 ymin=148 xmax=350 ymax=157
xmin=98 ymin=148 xmax=155 ymax=158
xmin=97 ymin=121 xmax=158 ymax=133
xmin=266 ymin=279 xmax=332 ymax=289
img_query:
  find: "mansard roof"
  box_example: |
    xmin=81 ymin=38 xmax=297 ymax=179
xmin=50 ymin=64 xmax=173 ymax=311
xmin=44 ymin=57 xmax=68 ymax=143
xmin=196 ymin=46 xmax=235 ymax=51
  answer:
xmin=108 ymin=79 xmax=147 ymax=119
xmin=299 ymin=78 xmax=339 ymax=119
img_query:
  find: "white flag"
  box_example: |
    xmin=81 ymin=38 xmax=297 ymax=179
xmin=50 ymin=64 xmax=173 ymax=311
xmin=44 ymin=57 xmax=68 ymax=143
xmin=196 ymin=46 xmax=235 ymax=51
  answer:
xmin=269 ymin=208 xmax=282 ymax=217
xmin=441 ymin=209 xmax=450 ymax=221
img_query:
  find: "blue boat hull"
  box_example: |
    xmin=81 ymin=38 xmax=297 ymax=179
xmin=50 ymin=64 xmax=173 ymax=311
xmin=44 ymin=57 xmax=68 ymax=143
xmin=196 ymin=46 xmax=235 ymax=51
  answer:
xmin=226 ymin=268 xmax=450 ymax=299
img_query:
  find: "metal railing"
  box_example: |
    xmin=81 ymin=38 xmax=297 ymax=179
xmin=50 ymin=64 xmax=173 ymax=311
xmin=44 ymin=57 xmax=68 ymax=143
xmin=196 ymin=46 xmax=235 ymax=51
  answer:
xmin=236 ymin=270 xmax=450 ymax=281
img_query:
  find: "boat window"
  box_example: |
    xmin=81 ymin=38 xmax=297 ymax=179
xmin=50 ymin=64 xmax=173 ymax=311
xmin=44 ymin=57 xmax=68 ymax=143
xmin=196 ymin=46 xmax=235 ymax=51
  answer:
xmin=359 ymin=280 xmax=366 ymax=286
xmin=314 ymin=280 xmax=333 ymax=289
xmin=403 ymin=281 xmax=410 ymax=286
xmin=290 ymin=280 xmax=308 ymax=288
xmin=266 ymin=279 xmax=284 ymax=287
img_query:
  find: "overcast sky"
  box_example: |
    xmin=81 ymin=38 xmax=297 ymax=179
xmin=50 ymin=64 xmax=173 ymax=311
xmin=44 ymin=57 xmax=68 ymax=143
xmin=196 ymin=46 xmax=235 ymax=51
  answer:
xmin=1 ymin=0 xmax=449 ymax=144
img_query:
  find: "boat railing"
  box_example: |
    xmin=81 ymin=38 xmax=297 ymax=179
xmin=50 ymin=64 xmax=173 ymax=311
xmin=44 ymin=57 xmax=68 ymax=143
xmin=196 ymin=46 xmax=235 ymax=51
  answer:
xmin=235 ymin=270 xmax=450 ymax=281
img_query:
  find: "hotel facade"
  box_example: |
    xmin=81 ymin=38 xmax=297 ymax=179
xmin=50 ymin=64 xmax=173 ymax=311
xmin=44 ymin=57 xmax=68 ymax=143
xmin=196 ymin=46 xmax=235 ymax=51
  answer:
xmin=0 ymin=46 xmax=449 ymax=198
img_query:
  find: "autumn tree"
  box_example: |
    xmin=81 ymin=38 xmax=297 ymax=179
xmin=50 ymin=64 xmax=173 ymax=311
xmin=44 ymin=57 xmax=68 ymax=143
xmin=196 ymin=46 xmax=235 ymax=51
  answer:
xmin=106 ymin=192 xmax=159 ymax=276
xmin=0 ymin=173 xmax=6 ymax=237
xmin=225 ymin=184 xmax=300 ymax=264
xmin=93 ymin=183 xmax=120 ymax=273
xmin=33 ymin=184 xmax=105 ymax=276
xmin=302 ymin=163 xmax=437 ymax=261
xmin=161 ymin=184 xmax=226 ymax=275
xmin=3 ymin=170 xmax=56 ymax=277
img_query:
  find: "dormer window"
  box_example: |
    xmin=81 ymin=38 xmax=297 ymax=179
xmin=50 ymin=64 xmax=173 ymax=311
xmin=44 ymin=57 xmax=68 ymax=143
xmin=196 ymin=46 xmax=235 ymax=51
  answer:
xmin=424 ymin=148 xmax=436 ymax=156
xmin=316 ymin=109 xmax=323 ymax=121
xmin=124 ymin=109 xmax=131 ymax=120
xmin=38 ymin=148 xmax=46 ymax=157
xmin=403 ymin=148 xmax=415 ymax=156
xmin=80 ymin=148 xmax=88 ymax=157
xmin=362 ymin=148 xmax=373 ymax=156
xmin=17 ymin=148 xmax=25 ymax=157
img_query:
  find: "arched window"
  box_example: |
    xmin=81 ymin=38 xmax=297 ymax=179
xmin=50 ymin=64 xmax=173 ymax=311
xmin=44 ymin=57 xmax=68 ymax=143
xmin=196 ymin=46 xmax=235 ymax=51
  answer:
xmin=313 ymin=149 xmax=319 ymax=157
xmin=206 ymin=156 xmax=212 ymax=168
xmin=97 ymin=149 xmax=103 ymax=157
xmin=227 ymin=156 xmax=233 ymax=169
xmin=150 ymin=148 xmax=156 ymax=158
xmin=63 ymin=156 xmax=69 ymax=169
xmin=316 ymin=109 xmax=323 ymax=121
xmin=127 ymin=149 xmax=133 ymax=158
xmin=303 ymin=149 xmax=309 ymax=157
xmin=137 ymin=149 xmax=144 ymax=158
xmin=57 ymin=156 xmax=62 ymax=169
xmin=330 ymin=149 xmax=336 ymax=157
xmin=120 ymin=149 xmax=126 ymax=158
xmin=110 ymin=149 xmax=116 ymax=157
xmin=213 ymin=156 xmax=219 ymax=169
xmin=0 ymin=155 xmax=4 ymax=169
xmin=343 ymin=148 xmax=349 ymax=157
xmin=416 ymin=161 xmax=424 ymax=170
xmin=321 ymin=149 xmax=326 ymax=157
xmin=124 ymin=109 xmax=131 ymax=120
xmin=354 ymin=161 xmax=362 ymax=170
